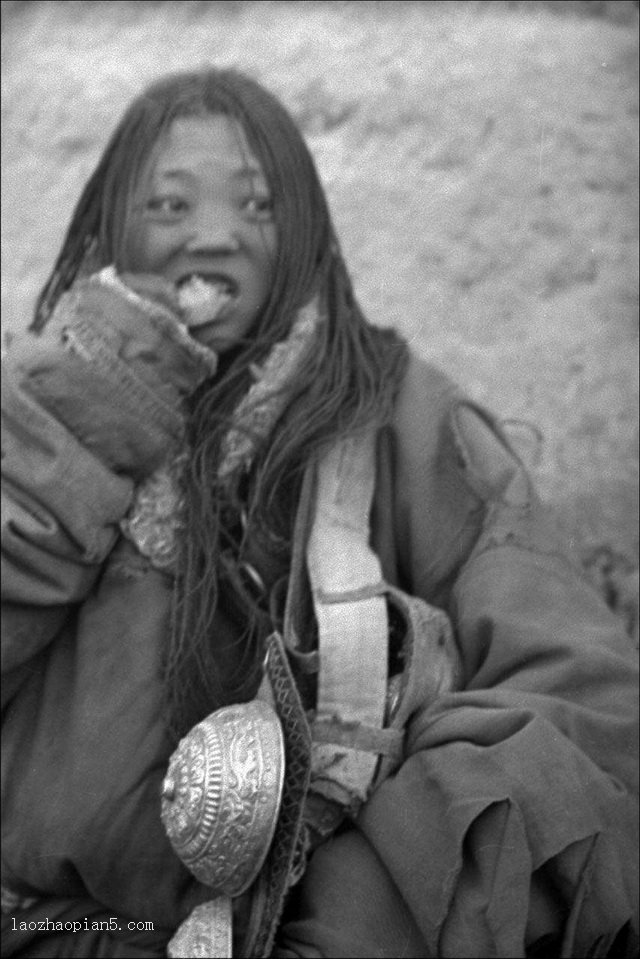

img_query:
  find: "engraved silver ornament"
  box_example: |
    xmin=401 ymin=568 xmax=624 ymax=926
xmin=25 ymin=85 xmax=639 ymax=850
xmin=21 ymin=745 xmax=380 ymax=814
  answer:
xmin=161 ymin=699 xmax=285 ymax=897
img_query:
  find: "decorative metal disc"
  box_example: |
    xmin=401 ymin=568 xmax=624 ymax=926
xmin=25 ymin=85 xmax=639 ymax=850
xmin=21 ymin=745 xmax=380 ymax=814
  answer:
xmin=161 ymin=699 xmax=285 ymax=897
xmin=167 ymin=897 xmax=233 ymax=959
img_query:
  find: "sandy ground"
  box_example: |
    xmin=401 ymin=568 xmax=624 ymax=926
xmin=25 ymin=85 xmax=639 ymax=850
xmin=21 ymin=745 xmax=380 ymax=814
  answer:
xmin=1 ymin=0 xmax=638 ymax=631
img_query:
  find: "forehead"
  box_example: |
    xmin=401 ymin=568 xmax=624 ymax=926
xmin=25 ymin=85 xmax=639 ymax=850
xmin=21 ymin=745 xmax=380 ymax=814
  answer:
xmin=149 ymin=114 xmax=265 ymax=181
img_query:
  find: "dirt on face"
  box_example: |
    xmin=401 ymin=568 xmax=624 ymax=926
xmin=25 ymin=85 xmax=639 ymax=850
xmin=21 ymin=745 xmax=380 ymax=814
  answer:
xmin=1 ymin=0 xmax=638 ymax=633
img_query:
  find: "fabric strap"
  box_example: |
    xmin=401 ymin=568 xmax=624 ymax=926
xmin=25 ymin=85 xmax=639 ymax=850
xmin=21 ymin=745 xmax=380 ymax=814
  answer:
xmin=306 ymin=430 xmax=390 ymax=809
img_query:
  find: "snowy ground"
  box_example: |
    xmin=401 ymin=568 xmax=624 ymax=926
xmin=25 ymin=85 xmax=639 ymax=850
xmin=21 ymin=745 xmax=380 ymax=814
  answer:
xmin=2 ymin=0 xmax=638 ymax=632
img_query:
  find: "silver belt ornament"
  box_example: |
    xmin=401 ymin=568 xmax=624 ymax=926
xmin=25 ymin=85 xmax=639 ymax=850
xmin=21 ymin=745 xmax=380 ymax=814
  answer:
xmin=162 ymin=699 xmax=286 ymax=958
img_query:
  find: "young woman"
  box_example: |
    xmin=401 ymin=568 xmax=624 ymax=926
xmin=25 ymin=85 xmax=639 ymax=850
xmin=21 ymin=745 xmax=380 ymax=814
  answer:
xmin=1 ymin=67 xmax=638 ymax=958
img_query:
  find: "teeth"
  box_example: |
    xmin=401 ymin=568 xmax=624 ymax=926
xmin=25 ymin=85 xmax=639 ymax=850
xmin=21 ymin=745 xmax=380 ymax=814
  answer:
xmin=177 ymin=276 xmax=233 ymax=328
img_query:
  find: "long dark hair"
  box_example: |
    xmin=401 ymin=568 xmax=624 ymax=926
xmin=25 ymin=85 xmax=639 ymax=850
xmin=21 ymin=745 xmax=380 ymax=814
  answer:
xmin=32 ymin=68 xmax=409 ymax=739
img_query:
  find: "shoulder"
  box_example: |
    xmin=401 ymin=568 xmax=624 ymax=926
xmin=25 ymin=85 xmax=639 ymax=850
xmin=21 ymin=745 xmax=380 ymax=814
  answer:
xmin=392 ymin=349 xmax=524 ymax=503
xmin=378 ymin=353 xmax=480 ymax=599
xmin=380 ymin=350 xmax=532 ymax=601
xmin=391 ymin=351 xmax=463 ymax=459
xmin=394 ymin=350 xmax=462 ymax=415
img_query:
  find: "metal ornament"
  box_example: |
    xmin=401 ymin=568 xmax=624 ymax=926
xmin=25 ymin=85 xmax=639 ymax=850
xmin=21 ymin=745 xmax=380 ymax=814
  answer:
xmin=161 ymin=699 xmax=286 ymax=897
xmin=167 ymin=898 xmax=233 ymax=959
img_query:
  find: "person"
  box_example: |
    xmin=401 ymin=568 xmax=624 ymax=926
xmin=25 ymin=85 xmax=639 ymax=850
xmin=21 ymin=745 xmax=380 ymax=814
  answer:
xmin=1 ymin=66 xmax=638 ymax=959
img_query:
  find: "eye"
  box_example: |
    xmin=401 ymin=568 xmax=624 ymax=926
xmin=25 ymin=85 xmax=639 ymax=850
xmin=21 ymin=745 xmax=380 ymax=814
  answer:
xmin=145 ymin=195 xmax=189 ymax=219
xmin=243 ymin=195 xmax=274 ymax=221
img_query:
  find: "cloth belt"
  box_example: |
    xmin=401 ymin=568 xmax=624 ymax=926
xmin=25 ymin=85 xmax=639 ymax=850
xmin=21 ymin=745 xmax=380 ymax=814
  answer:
xmin=306 ymin=430 xmax=393 ymax=810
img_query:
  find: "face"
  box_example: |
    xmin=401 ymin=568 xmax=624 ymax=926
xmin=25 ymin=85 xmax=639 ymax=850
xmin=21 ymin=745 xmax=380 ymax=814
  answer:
xmin=128 ymin=115 xmax=277 ymax=352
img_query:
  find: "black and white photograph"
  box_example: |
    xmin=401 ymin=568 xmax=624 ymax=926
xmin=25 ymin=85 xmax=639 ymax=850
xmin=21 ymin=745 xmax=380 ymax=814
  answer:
xmin=1 ymin=2 xmax=638 ymax=956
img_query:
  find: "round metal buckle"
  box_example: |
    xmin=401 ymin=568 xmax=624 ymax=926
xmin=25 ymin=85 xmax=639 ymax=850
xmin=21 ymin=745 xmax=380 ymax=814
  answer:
xmin=161 ymin=699 xmax=285 ymax=897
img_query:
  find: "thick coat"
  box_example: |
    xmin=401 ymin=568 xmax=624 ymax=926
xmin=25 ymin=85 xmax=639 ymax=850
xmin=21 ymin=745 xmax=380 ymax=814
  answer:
xmin=1 ymin=302 xmax=638 ymax=957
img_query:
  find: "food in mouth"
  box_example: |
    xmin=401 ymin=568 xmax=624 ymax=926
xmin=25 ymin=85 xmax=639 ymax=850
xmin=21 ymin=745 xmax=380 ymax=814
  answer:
xmin=177 ymin=276 xmax=233 ymax=328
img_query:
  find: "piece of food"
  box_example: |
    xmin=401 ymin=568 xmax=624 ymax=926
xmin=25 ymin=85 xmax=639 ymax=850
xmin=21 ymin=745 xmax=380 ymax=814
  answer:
xmin=177 ymin=276 xmax=233 ymax=328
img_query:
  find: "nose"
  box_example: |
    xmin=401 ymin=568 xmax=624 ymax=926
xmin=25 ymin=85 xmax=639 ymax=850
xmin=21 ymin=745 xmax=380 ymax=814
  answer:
xmin=184 ymin=206 xmax=241 ymax=255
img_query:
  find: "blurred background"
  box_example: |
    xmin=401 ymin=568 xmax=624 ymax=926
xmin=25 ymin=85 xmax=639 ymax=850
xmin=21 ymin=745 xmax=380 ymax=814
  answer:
xmin=1 ymin=0 xmax=638 ymax=631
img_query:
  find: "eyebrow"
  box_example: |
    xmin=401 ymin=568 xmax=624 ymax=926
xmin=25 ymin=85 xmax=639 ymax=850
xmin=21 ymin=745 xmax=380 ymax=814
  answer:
xmin=233 ymin=165 xmax=266 ymax=181
xmin=156 ymin=166 xmax=267 ymax=182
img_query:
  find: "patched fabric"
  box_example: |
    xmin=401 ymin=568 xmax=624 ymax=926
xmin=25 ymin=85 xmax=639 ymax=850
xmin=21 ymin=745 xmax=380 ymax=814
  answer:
xmin=451 ymin=401 xmax=530 ymax=506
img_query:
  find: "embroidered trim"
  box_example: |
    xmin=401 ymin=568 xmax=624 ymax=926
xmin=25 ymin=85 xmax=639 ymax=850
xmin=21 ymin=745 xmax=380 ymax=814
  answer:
xmin=120 ymin=453 xmax=186 ymax=571
xmin=218 ymin=297 xmax=323 ymax=482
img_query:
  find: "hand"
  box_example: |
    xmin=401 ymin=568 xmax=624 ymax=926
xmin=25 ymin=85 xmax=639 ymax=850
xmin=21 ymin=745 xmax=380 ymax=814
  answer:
xmin=77 ymin=268 xmax=219 ymax=397
xmin=11 ymin=268 xmax=218 ymax=479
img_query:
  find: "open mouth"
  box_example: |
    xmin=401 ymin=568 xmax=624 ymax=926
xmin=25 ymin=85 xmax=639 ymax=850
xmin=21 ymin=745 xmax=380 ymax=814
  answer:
xmin=177 ymin=274 xmax=236 ymax=328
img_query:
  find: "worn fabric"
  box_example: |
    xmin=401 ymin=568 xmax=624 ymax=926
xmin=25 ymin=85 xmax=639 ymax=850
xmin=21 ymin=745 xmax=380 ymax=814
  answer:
xmin=1 ymin=317 xmax=638 ymax=957
xmin=275 ymin=362 xmax=639 ymax=958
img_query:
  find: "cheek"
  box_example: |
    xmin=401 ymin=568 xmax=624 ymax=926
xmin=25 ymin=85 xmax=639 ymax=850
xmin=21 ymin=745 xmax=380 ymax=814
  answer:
xmin=255 ymin=230 xmax=278 ymax=287
xmin=136 ymin=229 xmax=166 ymax=269
xmin=126 ymin=219 xmax=173 ymax=273
xmin=264 ymin=225 xmax=278 ymax=262
xmin=124 ymin=221 xmax=150 ymax=272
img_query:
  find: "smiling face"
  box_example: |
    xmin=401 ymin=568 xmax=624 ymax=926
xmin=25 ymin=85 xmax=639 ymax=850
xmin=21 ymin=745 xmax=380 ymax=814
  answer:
xmin=127 ymin=114 xmax=277 ymax=352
